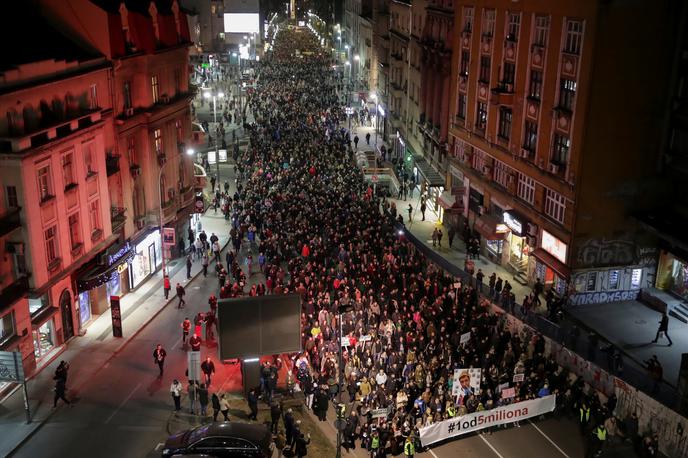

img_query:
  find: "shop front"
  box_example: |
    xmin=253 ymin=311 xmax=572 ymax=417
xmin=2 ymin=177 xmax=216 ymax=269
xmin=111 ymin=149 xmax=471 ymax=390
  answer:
xmin=473 ymin=214 xmax=509 ymax=263
xmin=531 ymin=230 xmax=570 ymax=295
xmin=76 ymin=240 xmax=135 ymax=319
xmin=129 ymin=229 xmax=162 ymax=290
xmin=414 ymin=156 xmax=445 ymax=217
xmin=503 ymin=210 xmax=534 ymax=272
xmin=467 ymin=186 xmax=484 ymax=227
xmin=656 ymin=250 xmax=688 ymax=300
xmin=28 ymin=296 xmax=59 ymax=363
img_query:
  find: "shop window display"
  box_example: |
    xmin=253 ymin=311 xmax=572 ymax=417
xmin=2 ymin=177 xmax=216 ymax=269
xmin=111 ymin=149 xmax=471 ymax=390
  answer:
xmin=669 ymin=259 xmax=688 ymax=299
xmin=33 ymin=320 xmax=55 ymax=360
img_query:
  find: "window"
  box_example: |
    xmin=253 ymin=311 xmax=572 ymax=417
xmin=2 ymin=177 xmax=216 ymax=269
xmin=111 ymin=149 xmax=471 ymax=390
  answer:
xmin=544 ymin=189 xmax=566 ymax=223
xmin=154 ymin=128 xmax=163 ymax=156
xmin=479 ymin=56 xmax=491 ymax=83
xmin=89 ymin=199 xmax=101 ymax=234
xmin=44 ymin=225 xmax=58 ymax=265
xmin=476 ymin=102 xmax=488 ymax=130
xmin=552 ymin=134 xmax=570 ymax=165
xmin=151 ymin=75 xmax=160 ymax=104
xmin=498 ymin=107 xmax=512 ymax=140
xmin=174 ymin=68 xmax=181 ymax=93
xmin=502 ymin=62 xmax=515 ymax=85
xmin=586 ymin=272 xmax=597 ymax=292
xmin=529 ymin=70 xmax=543 ymax=100
xmin=462 ymin=7 xmax=474 ymax=32
xmin=471 ymin=148 xmax=488 ymax=172
xmin=123 ymin=81 xmax=132 ymax=109
xmin=507 ymin=12 xmax=521 ymax=41
xmin=62 ymin=152 xmax=75 ymax=187
xmin=460 ymin=50 xmax=470 ymax=76
xmin=523 ymin=121 xmax=538 ymax=152
xmin=493 ymin=160 xmax=511 ymax=188
xmin=483 ymin=9 xmax=496 ymax=37
xmin=631 ymin=268 xmax=642 ymax=289
xmin=457 ymin=93 xmax=467 ymax=119
xmin=609 ymin=270 xmax=619 ymax=290
xmin=0 ymin=311 xmax=16 ymax=344
xmin=5 ymin=185 xmax=18 ymax=208
xmin=68 ymin=213 xmax=81 ymax=250
xmin=89 ymin=84 xmax=98 ymax=110
xmin=127 ymin=135 xmax=137 ymax=165
xmin=558 ymin=78 xmax=577 ymax=111
xmin=517 ymin=173 xmax=535 ymax=204
xmin=175 ymin=120 xmax=184 ymax=144
xmin=564 ymin=20 xmax=584 ymax=55
xmin=83 ymin=141 xmax=95 ymax=176
xmin=534 ymin=15 xmax=550 ymax=46
xmin=37 ymin=164 xmax=53 ymax=201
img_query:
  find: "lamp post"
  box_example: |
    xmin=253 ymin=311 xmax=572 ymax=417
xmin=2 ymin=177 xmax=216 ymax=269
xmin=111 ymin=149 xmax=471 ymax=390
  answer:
xmin=203 ymin=90 xmax=224 ymax=191
xmin=159 ymin=147 xmax=195 ymax=277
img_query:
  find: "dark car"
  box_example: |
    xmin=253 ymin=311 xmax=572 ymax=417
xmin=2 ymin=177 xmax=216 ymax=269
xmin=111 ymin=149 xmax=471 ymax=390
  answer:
xmin=162 ymin=422 xmax=273 ymax=457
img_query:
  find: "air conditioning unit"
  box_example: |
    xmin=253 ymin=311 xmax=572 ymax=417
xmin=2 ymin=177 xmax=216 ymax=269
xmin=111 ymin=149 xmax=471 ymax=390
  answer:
xmin=125 ymin=107 xmax=134 ymax=117
xmin=136 ymin=218 xmax=145 ymax=230
xmin=548 ymin=163 xmax=559 ymax=174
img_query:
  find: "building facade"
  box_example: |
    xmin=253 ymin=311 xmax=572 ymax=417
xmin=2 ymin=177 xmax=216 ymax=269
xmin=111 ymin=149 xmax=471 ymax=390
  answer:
xmin=447 ymin=0 xmax=680 ymax=300
xmin=0 ymin=9 xmax=114 ymax=379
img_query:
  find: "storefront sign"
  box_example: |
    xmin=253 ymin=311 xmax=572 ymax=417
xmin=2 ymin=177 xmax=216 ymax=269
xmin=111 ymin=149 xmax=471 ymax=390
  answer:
xmin=110 ymin=296 xmax=123 ymax=338
xmin=503 ymin=212 xmax=524 ymax=236
xmin=195 ymin=195 xmax=205 ymax=213
xmin=419 ymin=395 xmax=556 ymax=446
xmin=569 ymin=289 xmax=640 ymax=306
xmin=541 ymin=230 xmax=567 ymax=264
xmin=496 ymin=224 xmax=509 ymax=234
xmin=108 ymin=242 xmax=132 ymax=266
xmin=162 ymin=228 xmax=176 ymax=246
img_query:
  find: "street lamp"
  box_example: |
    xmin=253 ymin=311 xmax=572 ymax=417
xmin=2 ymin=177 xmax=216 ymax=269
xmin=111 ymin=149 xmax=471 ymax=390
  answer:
xmin=203 ymin=90 xmax=224 ymax=191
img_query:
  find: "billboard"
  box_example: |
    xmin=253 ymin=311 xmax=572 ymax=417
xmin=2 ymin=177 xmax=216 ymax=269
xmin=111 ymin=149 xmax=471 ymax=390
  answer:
xmin=224 ymin=13 xmax=259 ymax=34
xmin=217 ymin=294 xmax=302 ymax=360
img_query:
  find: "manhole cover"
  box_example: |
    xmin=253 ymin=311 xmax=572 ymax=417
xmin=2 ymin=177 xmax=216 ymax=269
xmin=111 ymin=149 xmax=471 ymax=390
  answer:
xmin=634 ymin=320 xmax=647 ymax=325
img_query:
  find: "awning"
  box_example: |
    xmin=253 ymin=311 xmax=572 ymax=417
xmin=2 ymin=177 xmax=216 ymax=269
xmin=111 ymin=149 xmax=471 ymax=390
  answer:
xmin=531 ymin=248 xmax=571 ymax=279
xmin=474 ymin=215 xmax=507 ymax=240
xmin=31 ymin=307 xmax=59 ymax=330
xmin=437 ymin=191 xmax=462 ymax=210
xmin=414 ymin=157 xmax=445 ymax=187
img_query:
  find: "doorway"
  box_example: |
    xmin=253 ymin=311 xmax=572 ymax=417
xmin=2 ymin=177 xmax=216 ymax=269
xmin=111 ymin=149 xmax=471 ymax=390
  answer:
xmin=59 ymin=289 xmax=74 ymax=341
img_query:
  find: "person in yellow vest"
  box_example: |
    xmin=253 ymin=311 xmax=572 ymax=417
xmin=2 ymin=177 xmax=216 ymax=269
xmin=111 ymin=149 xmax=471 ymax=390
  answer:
xmin=579 ymin=402 xmax=591 ymax=434
xmin=446 ymin=401 xmax=456 ymax=418
xmin=404 ymin=435 xmax=415 ymax=457
xmin=588 ymin=423 xmax=607 ymax=457
xmin=369 ymin=429 xmax=380 ymax=457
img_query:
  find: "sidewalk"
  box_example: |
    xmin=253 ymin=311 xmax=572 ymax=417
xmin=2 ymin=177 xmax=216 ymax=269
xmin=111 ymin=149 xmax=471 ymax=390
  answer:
xmin=0 ymin=195 xmax=234 ymax=457
xmin=346 ymin=116 xmax=685 ymax=403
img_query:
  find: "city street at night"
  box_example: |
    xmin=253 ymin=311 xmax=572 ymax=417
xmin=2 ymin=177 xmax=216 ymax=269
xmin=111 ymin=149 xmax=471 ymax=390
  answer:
xmin=1 ymin=2 xmax=688 ymax=458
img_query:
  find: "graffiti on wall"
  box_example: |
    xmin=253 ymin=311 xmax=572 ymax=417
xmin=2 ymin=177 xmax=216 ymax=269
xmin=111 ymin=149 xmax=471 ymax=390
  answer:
xmin=576 ymin=237 xmax=657 ymax=267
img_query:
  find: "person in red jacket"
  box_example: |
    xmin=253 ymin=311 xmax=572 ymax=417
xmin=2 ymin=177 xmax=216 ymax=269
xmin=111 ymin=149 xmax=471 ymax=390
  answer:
xmin=163 ymin=273 xmax=171 ymax=300
xmin=301 ymin=244 xmax=310 ymax=258
xmin=181 ymin=318 xmax=191 ymax=344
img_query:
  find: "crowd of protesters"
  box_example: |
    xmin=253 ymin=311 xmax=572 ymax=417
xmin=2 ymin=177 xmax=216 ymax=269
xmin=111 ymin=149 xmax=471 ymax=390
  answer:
xmin=179 ymin=26 xmax=658 ymax=458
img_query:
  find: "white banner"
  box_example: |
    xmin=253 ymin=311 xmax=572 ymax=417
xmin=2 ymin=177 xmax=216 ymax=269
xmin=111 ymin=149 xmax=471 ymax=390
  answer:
xmin=419 ymin=395 xmax=556 ymax=446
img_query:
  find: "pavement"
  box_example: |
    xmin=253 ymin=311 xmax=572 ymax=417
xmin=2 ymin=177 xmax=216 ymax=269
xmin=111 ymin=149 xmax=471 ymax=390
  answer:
xmin=345 ymin=104 xmax=686 ymax=400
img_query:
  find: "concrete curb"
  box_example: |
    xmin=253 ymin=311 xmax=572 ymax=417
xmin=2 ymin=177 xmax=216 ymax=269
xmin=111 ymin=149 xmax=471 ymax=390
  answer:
xmin=6 ymin=232 xmax=232 ymax=457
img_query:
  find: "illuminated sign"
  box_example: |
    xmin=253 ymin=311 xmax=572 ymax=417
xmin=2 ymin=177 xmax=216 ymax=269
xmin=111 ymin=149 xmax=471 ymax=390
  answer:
xmin=503 ymin=212 xmax=523 ymax=235
xmin=541 ymin=230 xmax=567 ymax=263
xmin=496 ymin=224 xmax=509 ymax=234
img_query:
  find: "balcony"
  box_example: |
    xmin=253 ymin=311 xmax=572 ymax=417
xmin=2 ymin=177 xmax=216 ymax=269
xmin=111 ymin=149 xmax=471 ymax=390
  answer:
xmin=0 ymin=109 xmax=103 ymax=154
xmin=0 ymin=207 xmax=22 ymax=237
xmin=0 ymin=276 xmax=30 ymax=313
xmin=111 ymin=206 xmax=126 ymax=233
xmin=490 ymin=83 xmax=515 ymax=105
xmin=179 ymin=186 xmax=195 ymax=209
xmin=162 ymin=200 xmax=176 ymax=222
xmin=106 ymin=153 xmax=121 ymax=176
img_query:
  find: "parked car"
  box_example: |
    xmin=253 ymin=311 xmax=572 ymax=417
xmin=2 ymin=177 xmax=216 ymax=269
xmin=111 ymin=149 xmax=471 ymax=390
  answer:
xmin=162 ymin=422 xmax=273 ymax=457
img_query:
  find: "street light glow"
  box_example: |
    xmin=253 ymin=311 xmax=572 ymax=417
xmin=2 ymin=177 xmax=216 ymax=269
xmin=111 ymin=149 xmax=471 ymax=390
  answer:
xmin=203 ymin=92 xmax=211 ymax=99
xmin=345 ymin=44 xmax=349 ymax=50
xmin=186 ymin=148 xmax=195 ymax=156
xmin=354 ymin=54 xmax=360 ymax=61
xmin=345 ymin=61 xmax=350 ymax=66
xmin=218 ymin=92 xmax=225 ymax=98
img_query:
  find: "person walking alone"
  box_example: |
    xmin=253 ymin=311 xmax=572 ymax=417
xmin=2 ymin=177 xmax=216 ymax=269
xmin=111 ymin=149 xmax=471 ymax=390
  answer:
xmin=407 ymin=204 xmax=413 ymax=223
xmin=181 ymin=317 xmax=191 ymax=344
xmin=170 ymin=379 xmax=183 ymax=412
xmin=212 ymin=392 xmax=221 ymax=421
xmin=198 ymin=384 xmax=209 ymax=417
xmin=247 ymin=389 xmax=259 ymax=420
xmin=420 ymin=200 xmax=426 ymax=221
xmin=186 ymin=253 xmax=193 ymax=279
xmin=153 ymin=344 xmax=167 ymax=377
xmin=176 ymin=283 xmax=186 ymax=308
xmin=201 ymin=356 xmax=216 ymax=386
xmin=219 ymin=393 xmax=230 ymax=421
xmin=53 ymin=364 xmax=72 ymax=408
xmin=652 ymin=312 xmax=672 ymax=346
xmin=163 ymin=273 xmax=171 ymax=300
